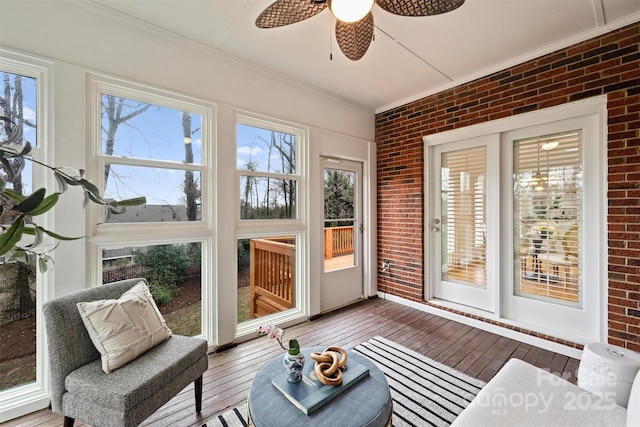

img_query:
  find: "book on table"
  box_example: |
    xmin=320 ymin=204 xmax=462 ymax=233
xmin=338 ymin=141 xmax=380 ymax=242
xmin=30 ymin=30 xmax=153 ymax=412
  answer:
xmin=271 ymin=357 xmax=370 ymax=415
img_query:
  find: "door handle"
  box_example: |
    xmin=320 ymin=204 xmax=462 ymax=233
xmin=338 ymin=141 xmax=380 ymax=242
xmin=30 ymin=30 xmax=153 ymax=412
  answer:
xmin=432 ymin=218 xmax=440 ymax=232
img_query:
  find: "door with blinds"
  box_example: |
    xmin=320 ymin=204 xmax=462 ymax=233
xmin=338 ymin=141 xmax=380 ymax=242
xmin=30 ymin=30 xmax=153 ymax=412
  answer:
xmin=513 ymin=131 xmax=581 ymax=305
xmin=501 ymin=114 xmax=600 ymax=341
xmin=431 ymin=135 xmax=498 ymax=312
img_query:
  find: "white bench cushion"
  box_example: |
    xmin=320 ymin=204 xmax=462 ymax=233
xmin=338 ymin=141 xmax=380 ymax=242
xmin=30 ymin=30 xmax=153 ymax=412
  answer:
xmin=452 ymin=358 xmax=627 ymax=427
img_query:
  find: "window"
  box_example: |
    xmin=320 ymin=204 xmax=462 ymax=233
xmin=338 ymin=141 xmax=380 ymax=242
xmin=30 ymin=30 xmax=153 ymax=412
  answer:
xmin=441 ymin=147 xmax=487 ymax=286
xmin=514 ymin=132 xmax=581 ymax=305
xmin=0 ymin=71 xmax=38 ymax=394
xmin=0 ymin=52 xmax=52 ymax=422
xmin=96 ymin=89 xmax=206 ymax=224
xmin=102 ymin=242 xmax=202 ymax=336
xmin=235 ymin=114 xmax=306 ymax=331
xmin=237 ymin=121 xmax=298 ymax=220
xmin=89 ymin=76 xmax=214 ymax=344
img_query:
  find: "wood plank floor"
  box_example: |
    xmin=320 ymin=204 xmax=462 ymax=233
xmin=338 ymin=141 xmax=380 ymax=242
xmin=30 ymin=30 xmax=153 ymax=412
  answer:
xmin=4 ymin=297 xmax=580 ymax=427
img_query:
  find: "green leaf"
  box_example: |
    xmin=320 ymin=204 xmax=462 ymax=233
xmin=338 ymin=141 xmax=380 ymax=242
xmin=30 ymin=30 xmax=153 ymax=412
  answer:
xmin=86 ymin=190 xmax=105 ymax=205
xmin=109 ymin=205 xmax=125 ymax=215
xmin=17 ymin=141 xmax=32 ymax=157
xmin=0 ymin=218 xmax=25 ymax=255
xmin=12 ymin=188 xmax=46 ymax=213
xmin=38 ymin=256 xmax=51 ymax=272
xmin=79 ymin=178 xmax=102 ymax=200
xmin=54 ymin=172 xmax=69 ymax=193
xmin=40 ymin=227 xmax=82 ymax=241
xmin=12 ymin=156 xmax=26 ymax=178
xmin=0 ymin=116 xmax=23 ymax=145
xmin=54 ymin=171 xmax=82 ymax=187
xmin=2 ymin=188 xmax=26 ymax=204
xmin=111 ymin=196 xmax=146 ymax=207
xmin=26 ymin=193 xmax=59 ymax=216
xmin=0 ymin=157 xmax=15 ymax=182
xmin=23 ymin=226 xmax=43 ymax=250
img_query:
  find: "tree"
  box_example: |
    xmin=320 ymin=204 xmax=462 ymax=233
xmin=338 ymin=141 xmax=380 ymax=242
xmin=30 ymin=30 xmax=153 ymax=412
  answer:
xmin=251 ymin=130 xmax=296 ymax=219
xmin=324 ymin=169 xmax=354 ymax=225
xmin=0 ymin=116 xmax=145 ymax=270
xmin=101 ymin=95 xmax=151 ymax=189
xmin=181 ymin=111 xmax=200 ymax=222
xmin=242 ymin=160 xmax=259 ymax=219
xmin=1 ymin=74 xmax=34 ymax=197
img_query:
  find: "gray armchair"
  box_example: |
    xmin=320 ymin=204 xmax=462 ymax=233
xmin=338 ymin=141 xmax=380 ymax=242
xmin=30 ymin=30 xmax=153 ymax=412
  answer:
xmin=43 ymin=278 xmax=208 ymax=427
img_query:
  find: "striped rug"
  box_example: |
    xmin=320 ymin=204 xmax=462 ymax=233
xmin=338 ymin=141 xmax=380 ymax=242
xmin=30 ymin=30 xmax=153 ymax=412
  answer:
xmin=202 ymin=336 xmax=485 ymax=427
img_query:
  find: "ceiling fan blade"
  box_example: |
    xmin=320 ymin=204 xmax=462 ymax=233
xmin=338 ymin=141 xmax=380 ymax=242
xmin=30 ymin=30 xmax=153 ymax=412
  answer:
xmin=376 ymin=0 xmax=465 ymax=16
xmin=256 ymin=0 xmax=327 ymax=28
xmin=335 ymin=12 xmax=374 ymax=61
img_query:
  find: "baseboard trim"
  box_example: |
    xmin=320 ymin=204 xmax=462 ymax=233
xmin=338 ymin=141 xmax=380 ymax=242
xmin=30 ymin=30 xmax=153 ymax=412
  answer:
xmin=378 ymin=292 xmax=583 ymax=360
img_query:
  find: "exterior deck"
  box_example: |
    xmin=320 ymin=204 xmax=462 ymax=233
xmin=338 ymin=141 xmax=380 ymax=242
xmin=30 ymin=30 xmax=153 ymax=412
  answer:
xmin=7 ymin=297 xmax=579 ymax=427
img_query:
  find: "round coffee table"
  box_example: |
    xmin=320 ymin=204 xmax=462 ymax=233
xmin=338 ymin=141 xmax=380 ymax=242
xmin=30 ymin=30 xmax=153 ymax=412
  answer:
xmin=247 ymin=347 xmax=392 ymax=426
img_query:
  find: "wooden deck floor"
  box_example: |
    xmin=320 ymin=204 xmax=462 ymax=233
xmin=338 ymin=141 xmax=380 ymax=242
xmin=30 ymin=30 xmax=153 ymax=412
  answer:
xmin=6 ymin=297 xmax=580 ymax=427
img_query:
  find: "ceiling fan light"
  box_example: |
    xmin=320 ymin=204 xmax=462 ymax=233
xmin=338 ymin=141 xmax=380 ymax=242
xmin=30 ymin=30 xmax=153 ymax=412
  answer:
xmin=541 ymin=141 xmax=559 ymax=150
xmin=329 ymin=0 xmax=374 ymax=23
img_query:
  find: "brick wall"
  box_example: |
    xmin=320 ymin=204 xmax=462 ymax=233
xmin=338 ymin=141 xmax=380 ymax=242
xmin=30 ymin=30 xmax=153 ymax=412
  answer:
xmin=376 ymin=22 xmax=640 ymax=351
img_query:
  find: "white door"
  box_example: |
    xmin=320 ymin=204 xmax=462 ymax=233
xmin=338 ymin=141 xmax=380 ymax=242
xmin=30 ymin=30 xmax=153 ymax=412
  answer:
xmin=501 ymin=114 xmax=602 ymax=341
xmin=430 ymin=135 xmax=499 ymax=312
xmin=320 ymin=158 xmax=363 ymax=311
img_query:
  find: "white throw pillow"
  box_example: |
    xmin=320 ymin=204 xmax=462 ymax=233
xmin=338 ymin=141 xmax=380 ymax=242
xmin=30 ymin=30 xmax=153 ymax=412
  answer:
xmin=77 ymin=281 xmax=172 ymax=373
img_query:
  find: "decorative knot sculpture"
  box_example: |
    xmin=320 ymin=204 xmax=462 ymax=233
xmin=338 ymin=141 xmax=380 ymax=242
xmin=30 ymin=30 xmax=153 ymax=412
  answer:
xmin=310 ymin=346 xmax=348 ymax=386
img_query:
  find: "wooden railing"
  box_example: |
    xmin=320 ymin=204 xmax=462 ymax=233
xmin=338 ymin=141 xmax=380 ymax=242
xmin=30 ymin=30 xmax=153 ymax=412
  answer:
xmin=324 ymin=226 xmax=354 ymax=259
xmin=250 ymin=237 xmax=295 ymax=318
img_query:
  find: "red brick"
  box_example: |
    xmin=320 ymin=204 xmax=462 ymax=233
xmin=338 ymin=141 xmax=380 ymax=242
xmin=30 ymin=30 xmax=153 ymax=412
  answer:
xmin=377 ymin=21 xmax=640 ymax=350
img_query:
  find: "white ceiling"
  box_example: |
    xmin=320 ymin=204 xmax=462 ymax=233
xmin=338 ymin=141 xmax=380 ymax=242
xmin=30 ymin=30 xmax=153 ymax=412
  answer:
xmin=89 ymin=0 xmax=640 ymax=112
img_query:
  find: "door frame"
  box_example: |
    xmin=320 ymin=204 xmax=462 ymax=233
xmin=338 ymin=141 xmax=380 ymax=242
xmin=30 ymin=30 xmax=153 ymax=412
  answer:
xmin=423 ymin=96 xmax=608 ymax=344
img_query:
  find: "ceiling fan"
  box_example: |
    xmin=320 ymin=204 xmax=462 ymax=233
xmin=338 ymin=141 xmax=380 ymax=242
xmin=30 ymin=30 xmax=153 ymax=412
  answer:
xmin=256 ymin=0 xmax=465 ymax=61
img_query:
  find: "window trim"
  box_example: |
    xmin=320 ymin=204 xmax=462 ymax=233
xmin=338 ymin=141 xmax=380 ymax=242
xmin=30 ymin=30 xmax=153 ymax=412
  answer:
xmin=234 ymin=111 xmax=309 ymax=340
xmin=86 ymin=73 xmax=217 ymax=347
xmin=87 ymin=74 xmax=215 ymax=234
xmin=235 ymin=112 xmax=305 ymax=227
xmin=0 ymin=49 xmax=55 ymax=423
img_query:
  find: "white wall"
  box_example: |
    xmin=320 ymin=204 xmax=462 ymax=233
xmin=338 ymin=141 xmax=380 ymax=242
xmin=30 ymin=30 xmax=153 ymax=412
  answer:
xmin=0 ymin=0 xmax=374 ymax=301
xmin=0 ymin=0 xmax=375 ymax=420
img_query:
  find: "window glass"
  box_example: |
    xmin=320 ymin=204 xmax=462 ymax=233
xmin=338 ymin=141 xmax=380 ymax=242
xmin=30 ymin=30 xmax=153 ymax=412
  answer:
xmin=237 ymin=236 xmax=297 ymax=323
xmin=104 ymin=165 xmax=202 ymax=222
xmin=441 ymin=147 xmax=487 ymax=286
xmin=0 ymin=71 xmax=38 ymax=392
xmin=237 ymin=122 xmax=298 ymax=220
xmin=239 ymin=176 xmax=296 ymax=220
xmin=99 ymin=92 xmax=205 ymax=224
xmin=324 ymin=168 xmax=356 ymax=272
xmin=102 ymin=242 xmax=202 ymax=336
xmin=101 ymin=95 xmax=202 ymax=164
xmin=514 ymin=131 xmax=582 ymax=305
xmin=237 ymin=124 xmax=296 ymax=174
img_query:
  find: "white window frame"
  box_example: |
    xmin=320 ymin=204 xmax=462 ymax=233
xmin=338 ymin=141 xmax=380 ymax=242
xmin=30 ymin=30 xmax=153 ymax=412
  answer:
xmin=87 ymin=74 xmax=214 ymax=236
xmin=234 ymin=112 xmax=308 ymax=339
xmin=86 ymin=74 xmax=217 ymax=347
xmin=0 ymin=50 xmax=55 ymax=423
xmin=424 ymin=96 xmax=607 ymax=344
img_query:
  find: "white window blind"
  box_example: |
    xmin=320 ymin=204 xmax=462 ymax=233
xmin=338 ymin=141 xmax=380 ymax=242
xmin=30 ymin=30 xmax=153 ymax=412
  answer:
xmin=441 ymin=147 xmax=487 ymax=286
xmin=514 ymin=131 xmax=582 ymax=305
